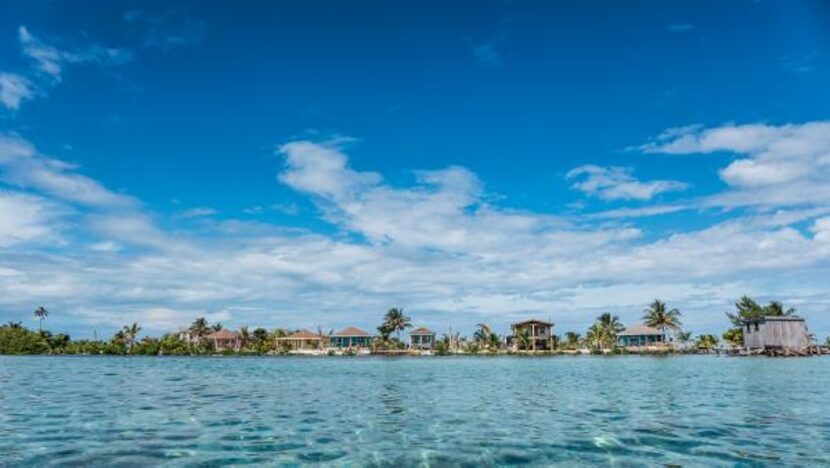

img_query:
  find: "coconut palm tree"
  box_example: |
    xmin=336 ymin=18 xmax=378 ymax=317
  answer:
xmin=189 ymin=317 xmax=210 ymax=345
xmin=488 ymin=331 xmax=501 ymax=352
xmin=696 ymin=334 xmax=719 ymax=351
xmin=33 ymin=306 xmax=49 ymax=333
xmin=722 ymin=328 xmax=743 ymax=348
xmin=515 ymin=327 xmax=532 ymax=351
xmin=473 ymin=323 xmax=491 ymax=344
xmin=726 ymin=296 xmax=795 ymax=327
xmin=643 ymin=300 xmax=682 ymax=341
xmin=676 ymin=331 xmax=693 ymax=351
xmin=585 ymin=324 xmax=603 ymax=350
xmin=382 ymin=308 xmax=411 ymax=339
xmin=122 ymin=322 xmax=141 ymax=354
xmin=564 ymin=331 xmax=581 ymax=350
xmin=239 ymin=326 xmax=250 ymax=350
xmin=596 ymin=312 xmax=624 ymax=349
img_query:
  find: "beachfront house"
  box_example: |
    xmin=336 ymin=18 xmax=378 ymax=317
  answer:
xmin=276 ymin=329 xmax=328 ymax=350
xmin=329 ymin=326 xmax=374 ymax=349
xmin=209 ymin=329 xmax=241 ymax=351
xmin=409 ymin=327 xmax=436 ymax=350
xmin=617 ymin=325 xmax=668 ymax=350
xmin=743 ymin=316 xmax=810 ymax=352
xmin=510 ymin=319 xmax=554 ymax=351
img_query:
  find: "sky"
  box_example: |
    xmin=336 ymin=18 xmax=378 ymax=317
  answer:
xmin=1 ymin=0 xmax=830 ymax=340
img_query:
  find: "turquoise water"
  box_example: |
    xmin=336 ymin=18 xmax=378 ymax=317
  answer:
xmin=1 ymin=356 xmax=829 ymax=466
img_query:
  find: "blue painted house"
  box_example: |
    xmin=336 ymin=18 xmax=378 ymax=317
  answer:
xmin=329 ymin=326 xmax=374 ymax=349
xmin=617 ymin=325 xmax=667 ymax=349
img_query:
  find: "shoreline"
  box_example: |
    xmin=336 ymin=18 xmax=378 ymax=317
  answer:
xmin=3 ymin=350 xmax=828 ymax=358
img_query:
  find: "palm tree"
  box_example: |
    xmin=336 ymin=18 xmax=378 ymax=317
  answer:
xmin=596 ymin=312 xmax=624 ymax=349
xmin=564 ymin=331 xmax=581 ymax=350
xmin=381 ymin=308 xmax=412 ymax=339
xmin=34 ymin=306 xmax=49 ymax=333
xmin=212 ymin=323 xmax=223 ymax=333
xmin=676 ymin=331 xmax=693 ymax=350
xmin=726 ymin=296 xmax=795 ymax=327
xmin=488 ymin=331 xmax=501 ymax=352
xmin=239 ymin=326 xmax=250 ymax=349
xmin=585 ymin=324 xmax=603 ymax=350
xmin=473 ymin=323 xmax=491 ymax=344
xmin=643 ymin=300 xmax=682 ymax=342
xmin=722 ymin=328 xmax=743 ymax=348
xmin=122 ymin=322 xmax=141 ymax=354
xmin=189 ymin=317 xmax=210 ymax=345
xmin=515 ymin=327 xmax=531 ymax=350
xmin=696 ymin=334 xmax=719 ymax=351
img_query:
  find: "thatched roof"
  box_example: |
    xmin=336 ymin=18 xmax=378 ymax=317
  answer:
xmin=511 ymin=319 xmax=553 ymax=327
xmin=409 ymin=326 xmax=435 ymax=335
xmin=332 ymin=326 xmax=371 ymax=337
xmin=278 ymin=329 xmax=324 ymax=340
xmin=618 ymin=325 xmax=663 ymax=337
xmin=209 ymin=329 xmax=240 ymax=340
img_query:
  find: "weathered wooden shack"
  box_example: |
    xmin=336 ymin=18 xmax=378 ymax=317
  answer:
xmin=743 ymin=316 xmax=810 ymax=352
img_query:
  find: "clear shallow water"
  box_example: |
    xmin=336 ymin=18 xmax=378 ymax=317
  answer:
xmin=1 ymin=356 xmax=829 ymax=466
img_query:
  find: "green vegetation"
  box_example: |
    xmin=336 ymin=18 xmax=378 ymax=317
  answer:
xmin=721 ymin=296 xmax=797 ymax=348
xmin=3 ymin=296 xmax=818 ymax=357
xmin=585 ymin=313 xmax=624 ymax=350
xmin=642 ymin=300 xmax=682 ymax=339
xmin=696 ymin=334 xmax=719 ymax=350
xmin=471 ymin=323 xmax=501 ymax=353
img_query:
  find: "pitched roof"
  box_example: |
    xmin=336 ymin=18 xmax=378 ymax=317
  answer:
xmin=511 ymin=319 xmax=553 ymax=327
xmin=332 ymin=326 xmax=371 ymax=337
xmin=279 ymin=329 xmax=324 ymax=340
xmin=209 ymin=329 xmax=240 ymax=340
xmin=618 ymin=325 xmax=663 ymax=337
xmin=409 ymin=326 xmax=434 ymax=335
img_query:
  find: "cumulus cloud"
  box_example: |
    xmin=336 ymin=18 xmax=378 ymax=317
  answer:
xmin=641 ymin=121 xmax=830 ymax=208
xmin=2 ymin=134 xmax=830 ymax=337
xmin=566 ymin=165 xmax=688 ymax=201
xmin=0 ymin=72 xmax=35 ymax=110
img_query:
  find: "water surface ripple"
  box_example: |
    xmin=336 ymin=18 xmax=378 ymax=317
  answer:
xmin=1 ymin=355 xmax=829 ymax=466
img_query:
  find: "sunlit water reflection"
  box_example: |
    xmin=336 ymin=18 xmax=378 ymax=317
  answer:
xmin=1 ymin=355 xmax=829 ymax=465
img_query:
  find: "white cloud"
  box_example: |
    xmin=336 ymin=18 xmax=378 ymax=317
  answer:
xmin=0 ymin=191 xmax=59 ymax=247
xmin=641 ymin=121 xmax=830 ymax=208
xmin=18 ymin=25 xmax=132 ymax=82
xmin=566 ymin=165 xmax=688 ymax=201
xmin=177 ymin=207 xmax=218 ymax=218
xmin=0 ymin=134 xmax=136 ymax=208
xmin=278 ymin=139 xmax=381 ymax=200
xmin=3 ymin=135 xmax=830 ymax=338
xmin=0 ymin=72 xmax=35 ymax=110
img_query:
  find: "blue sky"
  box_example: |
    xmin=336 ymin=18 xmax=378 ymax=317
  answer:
xmin=1 ymin=0 xmax=830 ymax=340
